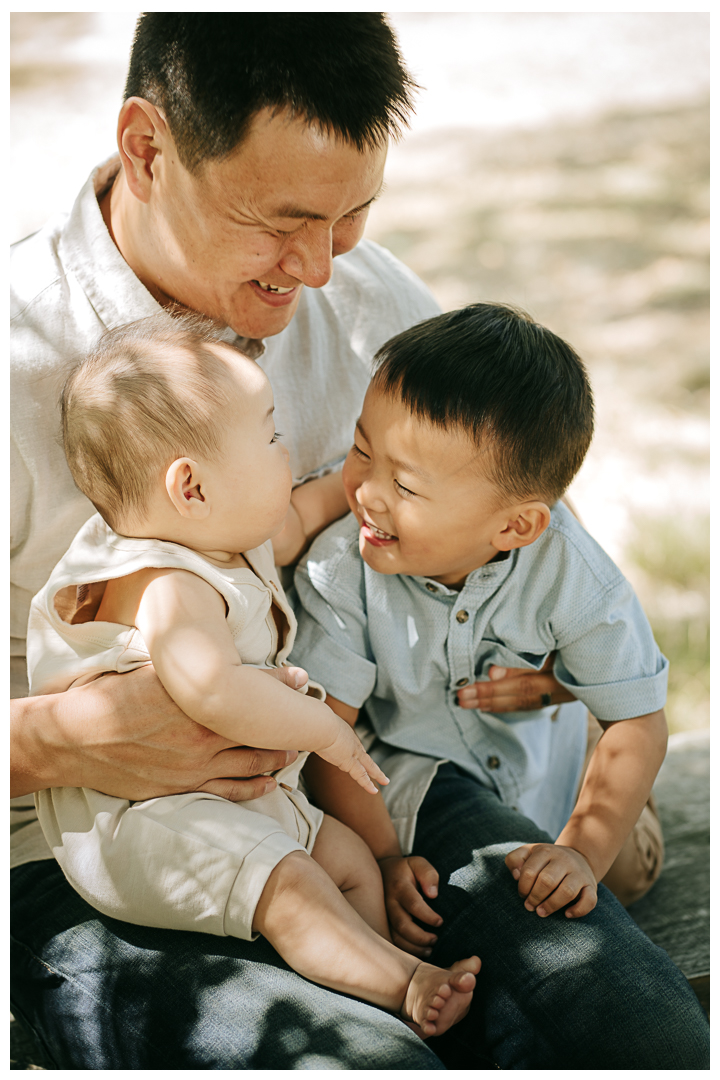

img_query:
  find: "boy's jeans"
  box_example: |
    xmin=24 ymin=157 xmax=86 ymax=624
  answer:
xmin=10 ymin=763 xmax=709 ymax=1070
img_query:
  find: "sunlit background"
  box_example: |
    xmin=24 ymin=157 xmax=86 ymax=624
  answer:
xmin=11 ymin=12 xmax=709 ymax=734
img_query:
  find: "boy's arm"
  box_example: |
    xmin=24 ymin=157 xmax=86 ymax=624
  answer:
xmin=272 ymin=471 xmax=350 ymax=566
xmin=134 ymin=568 xmax=387 ymax=795
xmin=506 ymin=709 xmax=668 ymax=917
xmin=303 ymin=694 xmax=443 ymax=956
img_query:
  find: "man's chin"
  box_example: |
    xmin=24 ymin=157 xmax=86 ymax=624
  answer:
xmin=229 ymin=288 xmax=303 ymax=340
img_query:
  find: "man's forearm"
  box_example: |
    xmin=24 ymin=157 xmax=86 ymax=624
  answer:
xmin=556 ymin=709 xmax=668 ymax=881
xmin=10 ymin=694 xmax=59 ymax=797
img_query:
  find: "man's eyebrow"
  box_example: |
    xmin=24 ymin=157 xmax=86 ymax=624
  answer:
xmin=355 ymin=417 xmax=434 ymax=485
xmin=271 ymin=185 xmax=385 ymax=223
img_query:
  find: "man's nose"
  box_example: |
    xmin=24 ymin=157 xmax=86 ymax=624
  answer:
xmin=279 ymin=224 xmax=333 ymax=288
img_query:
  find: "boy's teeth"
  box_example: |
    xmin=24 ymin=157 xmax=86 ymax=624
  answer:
xmin=368 ymin=522 xmax=395 ymax=539
xmin=255 ymin=280 xmax=295 ymax=294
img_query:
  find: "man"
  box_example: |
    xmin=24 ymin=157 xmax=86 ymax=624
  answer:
xmin=11 ymin=13 xmax=708 ymax=1069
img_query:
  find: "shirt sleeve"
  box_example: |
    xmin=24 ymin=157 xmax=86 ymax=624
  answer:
xmin=553 ymin=576 xmax=669 ymax=721
xmin=291 ymin=543 xmax=377 ymax=709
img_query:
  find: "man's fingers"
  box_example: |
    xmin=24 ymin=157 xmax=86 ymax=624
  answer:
xmin=198 ymin=775 xmax=278 ymax=802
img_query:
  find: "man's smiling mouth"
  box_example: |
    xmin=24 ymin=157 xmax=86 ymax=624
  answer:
xmin=252 ymin=280 xmax=296 ymax=294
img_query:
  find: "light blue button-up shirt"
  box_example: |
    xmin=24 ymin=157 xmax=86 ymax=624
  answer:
xmin=292 ymin=502 xmax=668 ymax=849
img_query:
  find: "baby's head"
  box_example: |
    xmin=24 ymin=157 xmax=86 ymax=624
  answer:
xmin=62 ymin=313 xmax=291 ymax=552
xmin=343 ymin=302 xmax=594 ymax=588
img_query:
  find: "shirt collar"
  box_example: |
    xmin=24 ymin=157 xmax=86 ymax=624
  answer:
xmin=414 ymin=548 xmax=517 ymax=597
xmin=57 ymin=155 xmax=265 ymax=360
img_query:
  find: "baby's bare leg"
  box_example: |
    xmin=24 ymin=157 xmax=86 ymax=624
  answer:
xmin=252 ymin=826 xmax=479 ymax=1035
xmin=311 ymin=815 xmax=391 ymax=939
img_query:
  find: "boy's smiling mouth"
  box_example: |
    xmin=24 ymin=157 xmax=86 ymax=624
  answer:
xmin=361 ymin=518 xmax=398 ymax=546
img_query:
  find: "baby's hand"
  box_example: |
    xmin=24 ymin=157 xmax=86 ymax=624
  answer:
xmin=316 ymin=717 xmax=389 ymax=796
xmin=379 ymin=855 xmax=443 ymax=957
xmin=505 ymin=843 xmax=598 ymax=918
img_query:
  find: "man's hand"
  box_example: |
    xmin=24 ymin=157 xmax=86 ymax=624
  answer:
xmin=456 ymin=654 xmax=576 ymax=713
xmin=11 ymin=664 xmax=297 ymax=801
xmin=505 ymin=842 xmax=598 ymax=918
xmin=378 ymin=855 xmax=444 ymax=956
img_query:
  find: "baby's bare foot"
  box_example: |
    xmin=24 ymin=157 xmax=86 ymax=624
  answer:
xmin=402 ymin=956 xmax=481 ymax=1037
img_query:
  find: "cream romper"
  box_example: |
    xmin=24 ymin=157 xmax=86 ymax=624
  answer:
xmin=27 ymin=515 xmax=324 ymax=940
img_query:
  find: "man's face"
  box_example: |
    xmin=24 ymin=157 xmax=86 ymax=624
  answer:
xmin=145 ymin=109 xmax=387 ymax=339
xmin=342 ymin=384 xmax=513 ymax=590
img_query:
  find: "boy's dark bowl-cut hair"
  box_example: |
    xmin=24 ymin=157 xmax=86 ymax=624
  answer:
xmin=125 ymin=13 xmax=417 ymax=172
xmin=372 ymin=303 xmax=594 ymax=506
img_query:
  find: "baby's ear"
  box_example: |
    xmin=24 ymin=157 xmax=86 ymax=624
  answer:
xmin=165 ymin=458 xmax=211 ymax=520
xmin=493 ymin=501 xmax=551 ymax=552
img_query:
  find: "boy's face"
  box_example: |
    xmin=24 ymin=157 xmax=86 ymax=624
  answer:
xmin=343 ymin=384 xmax=515 ymax=589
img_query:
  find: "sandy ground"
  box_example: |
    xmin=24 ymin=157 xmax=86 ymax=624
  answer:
xmin=11 ymin=13 xmax=709 ymax=735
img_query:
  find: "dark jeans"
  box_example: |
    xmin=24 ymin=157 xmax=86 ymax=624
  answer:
xmin=11 ymin=764 xmax=709 ymax=1069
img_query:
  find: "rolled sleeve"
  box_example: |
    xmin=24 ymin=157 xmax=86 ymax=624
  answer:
xmin=554 ymin=580 xmax=669 ymax=721
xmin=292 ymin=557 xmax=377 ymax=708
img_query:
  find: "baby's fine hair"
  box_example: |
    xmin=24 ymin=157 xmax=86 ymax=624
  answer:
xmin=372 ymin=302 xmax=594 ymax=506
xmin=61 ymin=312 xmax=243 ymax=529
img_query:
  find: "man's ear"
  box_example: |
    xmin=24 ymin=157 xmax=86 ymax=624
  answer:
xmin=165 ymin=458 xmax=211 ymax=520
xmin=116 ymin=97 xmax=169 ymax=204
xmin=492 ymin=501 xmax=551 ymax=552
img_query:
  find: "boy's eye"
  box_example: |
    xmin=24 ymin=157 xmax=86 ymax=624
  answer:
xmin=351 ymin=443 xmax=370 ymax=460
xmin=271 ymin=431 xmax=284 ymax=443
xmin=394 ymin=479 xmax=416 ymax=499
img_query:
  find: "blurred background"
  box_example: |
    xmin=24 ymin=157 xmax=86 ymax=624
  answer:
xmin=11 ymin=12 xmax=709 ymax=735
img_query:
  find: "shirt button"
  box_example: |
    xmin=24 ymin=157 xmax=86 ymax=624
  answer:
xmin=455 ymin=610 xmax=469 ymax=623
xmin=456 ymin=677 xmax=470 ymax=687
xmin=425 ymin=582 xmax=439 ymax=593
xmin=487 ymin=756 xmax=501 ymax=770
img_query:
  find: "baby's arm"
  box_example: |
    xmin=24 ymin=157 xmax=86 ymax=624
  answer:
xmin=132 ymin=568 xmax=387 ymax=795
xmin=272 ymin=472 xmax=349 ymax=566
xmin=302 ymin=695 xmax=444 ymax=957
xmin=506 ymin=709 xmax=668 ymax=917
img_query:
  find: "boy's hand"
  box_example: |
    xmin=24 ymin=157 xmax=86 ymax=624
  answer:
xmin=505 ymin=843 xmax=598 ymax=918
xmin=316 ymin=718 xmax=389 ymax=796
xmin=378 ymin=855 xmax=444 ymax=957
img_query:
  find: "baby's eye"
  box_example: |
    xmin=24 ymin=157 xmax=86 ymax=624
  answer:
xmin=351 ymin=443 xmax=370 ymax=459
xmin=271 ymin=431 xmax=284 ymax=443
xmin=394 ymin=479 xmax=416 ymax=499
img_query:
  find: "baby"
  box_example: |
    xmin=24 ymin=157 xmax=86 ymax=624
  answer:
xmin=27 ymin=313 xmax=479 ymax=1037
xmin=291 ymin=301 xmax=669 ymax=946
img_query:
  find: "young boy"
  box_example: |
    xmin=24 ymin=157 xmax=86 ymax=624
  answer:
xmin=291 ymin=302 xmax=669 ymax=948
xmin=26 ymin=312 xmax=480 ymax=1037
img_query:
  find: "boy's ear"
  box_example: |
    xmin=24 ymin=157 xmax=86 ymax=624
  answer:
xmin=165 ymin=458 xmax=211 ymax=520
xmin=492 ymin=501 xmax=551 ymax=552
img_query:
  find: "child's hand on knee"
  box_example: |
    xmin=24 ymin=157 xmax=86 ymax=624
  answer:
xmin=379 ymin=855 xmax=444 ymax=957
xmin=505 ymin=843 xmax=598 ymax=918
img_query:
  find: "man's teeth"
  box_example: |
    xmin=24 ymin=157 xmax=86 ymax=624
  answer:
xmin=255 ymin=280 xmax=295 ymax=294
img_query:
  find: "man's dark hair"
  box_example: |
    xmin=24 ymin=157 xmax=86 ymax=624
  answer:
xmin=372 ymin=303 xmax=594 ymax=506
xmin=125 ymin=13 xmax=417 ymax=172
